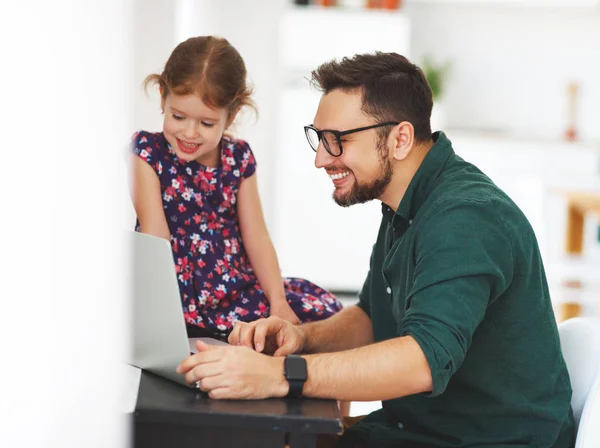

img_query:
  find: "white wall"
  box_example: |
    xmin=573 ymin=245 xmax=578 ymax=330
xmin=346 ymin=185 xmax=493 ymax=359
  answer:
xmin=133 ymin=0 xmax=177 ymax=133
xmin=404 ymin=2 xmax=600 ymax=142
xmin=128 ymin=0 xmax=180 ymax=226
xmin=1 ymin=1 xmax=131 ymax=447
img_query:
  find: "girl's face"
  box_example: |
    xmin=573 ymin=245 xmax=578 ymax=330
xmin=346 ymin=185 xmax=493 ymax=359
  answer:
xmin=162 ymin=93 xmax=230 ymax=166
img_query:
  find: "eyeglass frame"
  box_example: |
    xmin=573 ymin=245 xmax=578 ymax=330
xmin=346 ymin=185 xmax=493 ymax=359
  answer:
xmin=304 ymin=121 xmax=400 ymax=157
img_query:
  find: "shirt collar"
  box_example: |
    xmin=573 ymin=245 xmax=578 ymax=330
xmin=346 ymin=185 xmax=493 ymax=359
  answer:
xmin=382 ymin=131 xmax=455 ymax=226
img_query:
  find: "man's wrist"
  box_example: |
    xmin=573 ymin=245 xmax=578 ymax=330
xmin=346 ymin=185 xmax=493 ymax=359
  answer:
xmin=273 ymin=356 xmax=289 ymax=397
xmin=296 ymin=325 xmax=309 ymax=353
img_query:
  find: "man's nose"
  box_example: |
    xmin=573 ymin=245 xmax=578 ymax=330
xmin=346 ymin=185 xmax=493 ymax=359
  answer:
xmin=314 ymin=141 xmax=334 ymax=169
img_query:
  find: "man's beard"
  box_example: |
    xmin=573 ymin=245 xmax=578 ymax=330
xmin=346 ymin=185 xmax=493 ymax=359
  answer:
xmin=333 ymin=142 xmax=393 ymax=208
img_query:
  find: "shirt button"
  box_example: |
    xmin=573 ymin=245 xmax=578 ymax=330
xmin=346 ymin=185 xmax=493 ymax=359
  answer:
xmin=386 ymin=287 xmax=391 ymax=294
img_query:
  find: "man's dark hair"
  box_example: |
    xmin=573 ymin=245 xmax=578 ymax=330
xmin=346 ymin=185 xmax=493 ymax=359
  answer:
xmin=310 ymin=52 xmax=433 ymax=142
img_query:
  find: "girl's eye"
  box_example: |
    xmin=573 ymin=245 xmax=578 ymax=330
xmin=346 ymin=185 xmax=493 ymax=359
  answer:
xmin=172 ymin=114 xmax=184 ymax=121
xmin=202 ymin=122 xmax=215 ymax=128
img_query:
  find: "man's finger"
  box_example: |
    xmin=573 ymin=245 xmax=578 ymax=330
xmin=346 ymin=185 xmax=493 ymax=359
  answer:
xmin=187 ymin=363 xmax=227 ymax=387
xmin=273 ymin=335 xmax=296 ymax=357
xmin=228 ymin=321 xmax=243 ymax=345
xmin=177 ymin=346 xmax=221 ymax=374
xmin=184 ymin=361 xmax=222 ymax=386
xmin=253 ymin=318 xmax=278 ymax=353
xmin=195 ymin=340 xmax=219 ymax=352
xmin=239 ymin=321 xmax=257 ymax=349
xmin=208 ymin=387 xmax=231 ymax=400
xmin=196 ymin=374 xmax=224 ymax=392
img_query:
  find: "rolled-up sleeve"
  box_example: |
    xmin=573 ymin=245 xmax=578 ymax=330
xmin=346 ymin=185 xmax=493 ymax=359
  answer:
xmin=401 ymin=202 xmax=514 ymax=396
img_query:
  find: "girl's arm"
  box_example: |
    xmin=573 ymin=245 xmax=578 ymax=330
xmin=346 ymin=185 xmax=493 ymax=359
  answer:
xmin=129 ymin=155 xmax=171 ymax=241
xmin=237 ymin=173 xmax=299 ymax=323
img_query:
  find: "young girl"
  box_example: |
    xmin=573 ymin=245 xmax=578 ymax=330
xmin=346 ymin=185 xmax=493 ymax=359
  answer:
xmin=130 ymin=36 xmax=343 ymax=340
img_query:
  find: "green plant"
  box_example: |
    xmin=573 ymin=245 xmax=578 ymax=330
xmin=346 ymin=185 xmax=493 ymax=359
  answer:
xmin=422 ymin=55 xmax=452 ymax=101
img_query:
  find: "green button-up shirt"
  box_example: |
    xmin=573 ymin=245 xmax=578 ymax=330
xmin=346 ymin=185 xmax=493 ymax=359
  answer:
xmin=352 ymin=132 xmax=574 ymax=447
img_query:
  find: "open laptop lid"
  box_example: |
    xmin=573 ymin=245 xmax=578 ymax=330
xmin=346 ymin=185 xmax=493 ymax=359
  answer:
xmin=129 ymin=231 xmax=201 ymax=387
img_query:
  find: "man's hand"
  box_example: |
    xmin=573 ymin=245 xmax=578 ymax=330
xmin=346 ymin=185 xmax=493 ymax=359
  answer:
xmin=176 ymin=340 xmax=289 ymax=400
xmin=228 ymin=316 xmax=305 ymax=356
xmin=269 ymin=300 xmax=301 ymax=325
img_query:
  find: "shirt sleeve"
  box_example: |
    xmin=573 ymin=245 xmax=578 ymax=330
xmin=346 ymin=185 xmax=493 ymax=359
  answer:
xmin=401 ymin=201 xmax=514 ymax=397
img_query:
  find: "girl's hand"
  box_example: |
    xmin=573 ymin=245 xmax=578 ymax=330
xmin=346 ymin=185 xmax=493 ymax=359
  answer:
xmin=269 ymin=300 xmax=301 ymax=325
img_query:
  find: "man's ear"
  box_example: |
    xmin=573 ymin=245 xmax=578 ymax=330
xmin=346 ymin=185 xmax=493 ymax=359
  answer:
xmin=390 ymin=121 xmax=415 ymax=161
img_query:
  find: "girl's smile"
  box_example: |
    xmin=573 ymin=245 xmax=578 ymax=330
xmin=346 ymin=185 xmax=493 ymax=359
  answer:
xmin=176 ymin=137 xmax=202 ymax=155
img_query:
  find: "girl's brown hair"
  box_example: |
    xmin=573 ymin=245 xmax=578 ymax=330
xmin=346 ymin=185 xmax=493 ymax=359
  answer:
xmin=145 ymin=36 xmax=256 ymax=121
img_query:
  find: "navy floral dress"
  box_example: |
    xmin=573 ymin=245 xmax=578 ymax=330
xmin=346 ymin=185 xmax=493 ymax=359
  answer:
xmin=132 ymin=131 xmax=342 ymax=337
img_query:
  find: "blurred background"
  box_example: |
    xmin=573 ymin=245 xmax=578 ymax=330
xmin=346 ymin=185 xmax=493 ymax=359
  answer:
xmin=130 ymin=0 xmax=600 ymax=322
xmin=2 ymin=2 xmax=598 ymax=444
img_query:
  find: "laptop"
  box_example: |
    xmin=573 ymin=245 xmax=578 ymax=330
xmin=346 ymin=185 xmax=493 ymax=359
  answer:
xmin=128 ymin=231 xmax=228 ymax=387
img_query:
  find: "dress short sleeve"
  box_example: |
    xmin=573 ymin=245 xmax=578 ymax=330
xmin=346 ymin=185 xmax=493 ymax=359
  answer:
xmin=130 ymin=130 xmax=163 ymax=176
xmin=237 ymin=140 xmax=257 ymax=179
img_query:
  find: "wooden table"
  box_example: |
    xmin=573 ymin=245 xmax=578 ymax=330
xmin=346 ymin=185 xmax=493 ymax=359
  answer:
xmin=133 ymin=371 xmax=343 ymax=448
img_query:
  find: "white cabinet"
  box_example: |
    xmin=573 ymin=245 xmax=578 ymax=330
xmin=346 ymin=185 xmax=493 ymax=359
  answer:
xmin=272 ymin=7 xmax=411 ymax=292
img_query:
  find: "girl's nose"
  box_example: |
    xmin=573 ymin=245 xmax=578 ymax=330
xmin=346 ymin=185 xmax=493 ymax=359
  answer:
xmin=183 ymin=123 xmax=200 ymax=140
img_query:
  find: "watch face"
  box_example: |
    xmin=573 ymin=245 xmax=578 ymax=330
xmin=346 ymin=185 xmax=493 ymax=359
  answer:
xmin=285 ymin=355 xmax=307 ymax=381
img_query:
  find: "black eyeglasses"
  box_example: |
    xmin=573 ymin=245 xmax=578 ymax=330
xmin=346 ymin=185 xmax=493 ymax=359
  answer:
xmin=304 ymin=122 xmax=399 ymax=157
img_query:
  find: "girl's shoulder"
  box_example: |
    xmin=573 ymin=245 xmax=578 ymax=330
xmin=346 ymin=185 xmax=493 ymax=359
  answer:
xmin=131 ymin=130 xmax=169 ymax=151
xmin=130 ymin=130 xmax=170 ymax=166
xmin=221 ymin=135 xmax=255 ymax=163
xmin=221 ymin=136 xmax=256 ymax=179
xmin=221 ymin=135 xmax=250 ymax=152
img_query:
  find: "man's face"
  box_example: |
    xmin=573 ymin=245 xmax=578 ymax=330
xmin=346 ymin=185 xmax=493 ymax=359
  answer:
xmin=313 ymin=89 xmax=393 ymax=207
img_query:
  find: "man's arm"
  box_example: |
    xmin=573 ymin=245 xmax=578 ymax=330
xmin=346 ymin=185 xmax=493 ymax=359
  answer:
xmin=178 ymin=334 xmax=432 ymax=402
xmin=228 ymin=305 xmax=373 ymax=356
xmin=299 ymin=305 xmax=374 ymax=353
xmin=300 ymin=335 xmax=433 ymax=401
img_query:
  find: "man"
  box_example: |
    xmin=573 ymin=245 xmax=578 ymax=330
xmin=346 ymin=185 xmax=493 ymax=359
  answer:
xmin=177 ymin=52 xmax=575 ymax=448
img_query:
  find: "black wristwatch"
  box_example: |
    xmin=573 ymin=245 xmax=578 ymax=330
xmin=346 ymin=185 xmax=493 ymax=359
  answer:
xmin=284 ymin=354 xmax=307 ymax=398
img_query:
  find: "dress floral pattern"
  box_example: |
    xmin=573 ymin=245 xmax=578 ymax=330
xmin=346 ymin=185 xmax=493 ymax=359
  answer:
xmin=132 ymin=131 xmax=342 ymax=337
